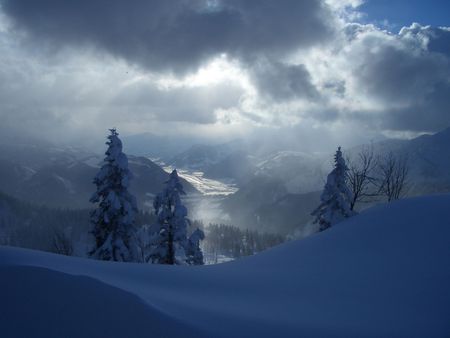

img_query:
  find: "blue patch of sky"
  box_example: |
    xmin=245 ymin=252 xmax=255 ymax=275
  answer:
xmin=358 ymin=0 xmax=450 ymax=32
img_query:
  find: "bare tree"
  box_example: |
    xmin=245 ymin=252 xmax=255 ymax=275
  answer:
xmin=346 ymin=145 xmax=378 ymax=210
xmin=377 ymin=151 xmax=409 ymax=202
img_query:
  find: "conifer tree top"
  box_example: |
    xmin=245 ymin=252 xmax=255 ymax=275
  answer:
xmin=106 ymin=128 xmax=122 ymax=151
xmin=312 ymin=146 xmax=354 ymax=231
xmin=334 ymin=146 xmax=347 ymax=171
xmin=103 ymin=128 xmax=130 ymax=172
xmin=148 ymin=168 xmax=200 ymax=265
xmin=167 ymin=169 xmax=185 ymax=195
xmin=89 ymin=128 xmax=138 ymax=262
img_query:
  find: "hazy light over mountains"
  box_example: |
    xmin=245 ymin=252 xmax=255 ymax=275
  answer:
xmin=0 ymin=0 xmax=449 ymax=151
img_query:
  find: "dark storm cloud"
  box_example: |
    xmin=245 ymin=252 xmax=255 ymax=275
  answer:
xmin=346 ymin=24 xmax=450 ymax=132
xmin=355 ymin=44 xmax=447 ymax=105
xmin=1 ymin=0 xmax=334 ymax=74
xmin=1 ymin=0 xmax=450 ymax=144
xmin=0 ymin=28 xmax=244 ymax=142
xmin=251 ymin=59 xmax=320 ymax=101
xmin=381 ymin=82 xmax=450 ymax=132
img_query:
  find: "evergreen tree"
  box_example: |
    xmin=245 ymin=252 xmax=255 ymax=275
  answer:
xmin=89 ymin=128 xmax=138 ymax=261
xmin=149 ymin=169 xmax=203 ymax=265
xmin=186 ymin=228 xmax=205 ymax=265
xmin=311 ymin=146 xmax=354 ymax=231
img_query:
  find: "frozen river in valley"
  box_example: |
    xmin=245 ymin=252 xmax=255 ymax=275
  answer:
xmin=161 ymin=166 xmax=238 ymax=196
xmin=151 ymin=162 xmax=238 ymax=224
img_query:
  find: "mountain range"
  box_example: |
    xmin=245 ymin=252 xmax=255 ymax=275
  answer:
xmin=0 ymin=142 xmax=198 ymax=209
xmin=188 ymin=127 xmax=450 ymax=234
xmin=1 ymin=127 xmax=450 ymax=236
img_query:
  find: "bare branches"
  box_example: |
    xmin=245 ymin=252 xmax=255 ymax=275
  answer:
xmin=346 ymin=147 xmax=410 ymax=209
xmin=376 ymin=152 xmax=409 ymax=202
xmin=346 ymin=145 xmax=378 ymax=210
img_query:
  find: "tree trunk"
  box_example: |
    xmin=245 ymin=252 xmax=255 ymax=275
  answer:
xmin=168 ymin=222 xmax=175 ymax=265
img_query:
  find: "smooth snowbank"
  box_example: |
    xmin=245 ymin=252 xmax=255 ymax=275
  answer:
xmin=0 ymin=266 xmax=201 ymax=338
xmin=1 ymin=194 xmax=450 ymax=338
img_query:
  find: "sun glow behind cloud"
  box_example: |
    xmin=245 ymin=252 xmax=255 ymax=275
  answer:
xmin=0 ymin=0 xmax=449 ymax=149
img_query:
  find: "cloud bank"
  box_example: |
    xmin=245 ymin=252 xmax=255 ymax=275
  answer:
xmin=0 ymin=0 xmax=449 ymax=149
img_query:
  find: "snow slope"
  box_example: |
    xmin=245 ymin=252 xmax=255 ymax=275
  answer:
xmin=1 ymin=195 xmax=450 ymax=338
xmin=163 ymin=166 xmax=238 ymax=196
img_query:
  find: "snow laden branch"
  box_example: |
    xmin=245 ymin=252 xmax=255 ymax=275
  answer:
xmin=143 ymin=169 xmax=204 ymax=265
xmin=312 ymin=147 xmax=355 ymax=231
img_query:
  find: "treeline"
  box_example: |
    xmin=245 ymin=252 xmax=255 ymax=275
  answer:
xmin=202 ymin=223 xmax=285 ymax=264
xmin=0 ymin=188 xmax=286 ymax=263
xmin=0 ymin=191 xmax=86 ymax=251
xmin=0 ymin=190 xmax=152 ymax=255
xmin=1 ymin=129 xmax=412 ymax=263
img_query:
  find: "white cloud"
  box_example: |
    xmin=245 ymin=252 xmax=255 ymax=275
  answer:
xmin=0 ymin=1 xmax=449 ymax=150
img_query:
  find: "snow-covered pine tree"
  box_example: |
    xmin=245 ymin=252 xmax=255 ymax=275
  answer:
xmin=89 ymin=128 xmax=138 ymax=262
xmin=186 ymin=228 xmax=205 ymax=265
xmin=149 ymin=169 xmax=203 ymax=265
xmin=311 ymin=146 xmax=354 ymax=231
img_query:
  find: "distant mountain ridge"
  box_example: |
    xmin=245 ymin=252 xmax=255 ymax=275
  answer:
xmin=220 ymin=126 xmax=450 ymax=234
xmin=1 ymin=126 xmax=450 ymax=236
xmin=349 ymin=126 xmax=450 ymax=195
xmin=0 ymin=142 xmax=198 ymax=209
xmin=168 ymin=139 xmax=245 ymax=170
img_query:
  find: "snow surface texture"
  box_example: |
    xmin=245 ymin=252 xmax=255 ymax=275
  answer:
xmin=1 ymin=194 xmax=450 ymax=338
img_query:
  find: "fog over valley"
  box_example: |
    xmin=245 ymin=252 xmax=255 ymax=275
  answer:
xmin=0 ymin=1 xmax=449 ymax=337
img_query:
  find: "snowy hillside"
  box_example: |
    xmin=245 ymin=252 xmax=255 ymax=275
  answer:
xmin=168 ymin=127 xmax=450 ymax=198
xmin=348 ymin=126 xmax=450 ymax=195
xmin=169 ymin=140 xmax=244 ymax=171
xmin=0 ymin=142 xmax=197 ymax=208
xmin=397 ymin=127 xmax=450 ymax=194
xmin=1 ymin=194 xmax=449 ymax=338
xmin=254 ymin=150 xmax=327 ymax=193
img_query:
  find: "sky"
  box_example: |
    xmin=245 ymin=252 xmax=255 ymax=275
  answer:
xmin=360 ymin=0 xmax=450 ymax=31
xmin=0 ymin=0 xmax=449 ymax=152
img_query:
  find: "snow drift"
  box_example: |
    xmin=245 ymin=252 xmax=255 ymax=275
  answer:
xmin=1 ymin=194 xmax=450 ymax=337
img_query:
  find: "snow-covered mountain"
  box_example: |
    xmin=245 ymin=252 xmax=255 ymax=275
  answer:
xmin=2 ymin=127 xmax=450 ymax=234
xmin=168 ymin=139 xmax=244 ymax=171
xmin=219 ymin=127 xmax=450 ymax=234
xmin=203 ymin=150 xmax=256 ymax=184
xmin=170 ymin=127 xmax=450 ymax=197
xmin=168 ymin=144 xmax=328 ymax=195
xmin=1 ymin=194 xmax=449 ymax=337
xmin=0 ymin=142 xmax=197 ymax=209
xmin=122 ymin=132 xmax=195 ymax=159
xmin=388 ymin=127 xmax=450 ymax=194
xmin=222 ymin=180 xmax=320 ymax=235
xmin=345 ymin=126 xmax=450 ymax=196
xmin=254 ymin=150 xmax=327 ymax=193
